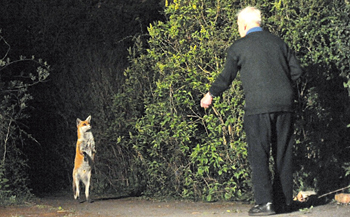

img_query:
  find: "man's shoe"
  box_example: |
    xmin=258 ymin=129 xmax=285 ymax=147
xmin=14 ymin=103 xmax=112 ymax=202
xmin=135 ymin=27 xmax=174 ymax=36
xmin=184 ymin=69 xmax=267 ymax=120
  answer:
xmin=248 ymin=202 xmax=276 ymax=216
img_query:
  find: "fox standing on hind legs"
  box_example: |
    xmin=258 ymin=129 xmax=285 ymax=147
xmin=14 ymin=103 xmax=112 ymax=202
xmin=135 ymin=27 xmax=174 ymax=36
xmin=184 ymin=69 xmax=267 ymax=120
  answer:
xmin=73 ymin=115 xmax=96 ymax=203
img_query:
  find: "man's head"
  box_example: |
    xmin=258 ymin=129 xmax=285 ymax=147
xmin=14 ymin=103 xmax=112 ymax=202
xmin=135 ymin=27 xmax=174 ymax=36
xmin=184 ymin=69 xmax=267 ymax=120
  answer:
xmin=237 ymin=7 xmax=261 ymax=37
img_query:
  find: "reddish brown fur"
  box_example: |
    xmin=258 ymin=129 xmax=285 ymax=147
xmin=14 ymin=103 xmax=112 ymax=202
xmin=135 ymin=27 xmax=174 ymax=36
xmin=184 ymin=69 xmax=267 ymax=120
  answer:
xmin=74 ymin=137 xmax=85 ymax=171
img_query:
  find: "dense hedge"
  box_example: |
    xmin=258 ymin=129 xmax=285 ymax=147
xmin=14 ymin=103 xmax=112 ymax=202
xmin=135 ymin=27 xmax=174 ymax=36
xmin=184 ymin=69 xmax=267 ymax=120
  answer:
xmin=110 ymin=0 xmax=350 ymax=201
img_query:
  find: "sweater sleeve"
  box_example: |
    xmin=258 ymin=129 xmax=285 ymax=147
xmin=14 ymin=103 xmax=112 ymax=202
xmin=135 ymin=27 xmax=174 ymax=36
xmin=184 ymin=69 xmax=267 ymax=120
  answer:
xmin=287 ymin=47 xmax=304 ymax=81
xmin=209 ymin=48 xmax=239 ymax=97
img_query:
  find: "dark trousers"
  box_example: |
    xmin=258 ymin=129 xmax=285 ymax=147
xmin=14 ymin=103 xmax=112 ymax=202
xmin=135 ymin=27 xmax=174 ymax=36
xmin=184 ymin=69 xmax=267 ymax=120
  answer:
xmin=244 ymin=112 xmax=294 ymax=206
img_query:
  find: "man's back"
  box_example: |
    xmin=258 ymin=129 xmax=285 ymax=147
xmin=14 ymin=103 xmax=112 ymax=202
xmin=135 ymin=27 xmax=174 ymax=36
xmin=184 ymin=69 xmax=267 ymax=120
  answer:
xmin=210 ymin=31 xmax=303 ymax=115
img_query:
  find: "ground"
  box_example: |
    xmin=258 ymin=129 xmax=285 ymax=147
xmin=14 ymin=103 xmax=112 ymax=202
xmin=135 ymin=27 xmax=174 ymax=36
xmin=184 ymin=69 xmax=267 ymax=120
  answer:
xmin=1 ymin=193 xmax=350 ymax=217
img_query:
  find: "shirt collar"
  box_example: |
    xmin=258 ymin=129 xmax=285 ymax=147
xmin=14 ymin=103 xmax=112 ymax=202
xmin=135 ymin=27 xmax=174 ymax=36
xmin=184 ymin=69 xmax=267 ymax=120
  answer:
xmin=246 ymin=27 xmax=263 ymax=35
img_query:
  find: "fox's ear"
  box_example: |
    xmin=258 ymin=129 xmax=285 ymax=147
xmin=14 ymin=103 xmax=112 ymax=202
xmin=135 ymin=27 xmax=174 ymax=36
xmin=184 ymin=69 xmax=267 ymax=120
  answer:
xmin=76 ymin=118 xmax=82 ymax=127
xmin=86 ymin=115 xmax=91 ymax=123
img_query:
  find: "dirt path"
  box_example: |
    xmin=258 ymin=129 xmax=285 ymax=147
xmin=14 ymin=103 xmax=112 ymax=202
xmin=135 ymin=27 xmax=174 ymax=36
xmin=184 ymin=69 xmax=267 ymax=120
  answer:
xmin=1 ymin=194 xmax=350 ymax=217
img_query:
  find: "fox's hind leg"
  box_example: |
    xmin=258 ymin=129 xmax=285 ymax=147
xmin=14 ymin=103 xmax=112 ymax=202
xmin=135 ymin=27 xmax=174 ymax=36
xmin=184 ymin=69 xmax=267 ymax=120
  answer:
xmin=84 ymin=170 xmax=92 ymax=203
xmin=73 ymin=171 xmax=80 ymax=201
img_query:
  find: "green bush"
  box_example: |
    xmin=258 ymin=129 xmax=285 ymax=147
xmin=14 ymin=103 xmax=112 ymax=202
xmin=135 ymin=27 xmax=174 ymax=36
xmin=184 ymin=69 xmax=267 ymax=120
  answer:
xmin=110 ymin=0 xmax=350 ymax=201
xmin=114 ymin=0 xmax=252 ymax=201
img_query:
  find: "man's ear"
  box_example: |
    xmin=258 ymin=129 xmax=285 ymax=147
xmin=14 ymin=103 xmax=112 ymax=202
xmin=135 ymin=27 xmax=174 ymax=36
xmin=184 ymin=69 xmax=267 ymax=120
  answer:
xmin=243 ymin=23 xmax=247 ymax=31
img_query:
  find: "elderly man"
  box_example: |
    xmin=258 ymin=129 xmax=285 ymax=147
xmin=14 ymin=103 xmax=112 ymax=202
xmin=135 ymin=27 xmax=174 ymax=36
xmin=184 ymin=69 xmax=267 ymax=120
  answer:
xmin=201 ymin=6 xmax=303 ymax=216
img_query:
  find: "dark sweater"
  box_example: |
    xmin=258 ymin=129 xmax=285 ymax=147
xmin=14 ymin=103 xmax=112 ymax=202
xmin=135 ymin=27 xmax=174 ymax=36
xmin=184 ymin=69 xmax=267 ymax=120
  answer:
xmin=209 ymin=31 xmax=303 ymax=115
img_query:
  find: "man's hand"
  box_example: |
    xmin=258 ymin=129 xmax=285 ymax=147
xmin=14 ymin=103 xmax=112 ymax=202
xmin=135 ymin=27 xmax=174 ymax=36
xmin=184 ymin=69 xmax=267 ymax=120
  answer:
xmin=200 ymin=92 xmax=213 ymax=108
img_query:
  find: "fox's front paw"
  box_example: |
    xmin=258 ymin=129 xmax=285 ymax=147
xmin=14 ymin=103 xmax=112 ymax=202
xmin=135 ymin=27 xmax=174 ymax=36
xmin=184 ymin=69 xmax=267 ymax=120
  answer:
xmin=83 ymin=152 xmax=88 ymax=161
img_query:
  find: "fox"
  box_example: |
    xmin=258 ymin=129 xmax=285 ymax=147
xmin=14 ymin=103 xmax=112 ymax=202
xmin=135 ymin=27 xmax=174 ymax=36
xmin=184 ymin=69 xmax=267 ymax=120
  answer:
xmin=72 ymin=115 xmax=96 ymax=203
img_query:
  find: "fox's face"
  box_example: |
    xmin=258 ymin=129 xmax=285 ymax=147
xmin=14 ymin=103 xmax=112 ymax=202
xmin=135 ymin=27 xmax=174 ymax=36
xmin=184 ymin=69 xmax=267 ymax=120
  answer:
xmin=77 ymin=116 xmax=92 ymax=133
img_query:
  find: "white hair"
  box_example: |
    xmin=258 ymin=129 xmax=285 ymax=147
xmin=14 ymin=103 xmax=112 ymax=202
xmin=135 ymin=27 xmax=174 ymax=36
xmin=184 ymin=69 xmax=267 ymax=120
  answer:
xmin=237 ymin=6 xmax=262 ymax=25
